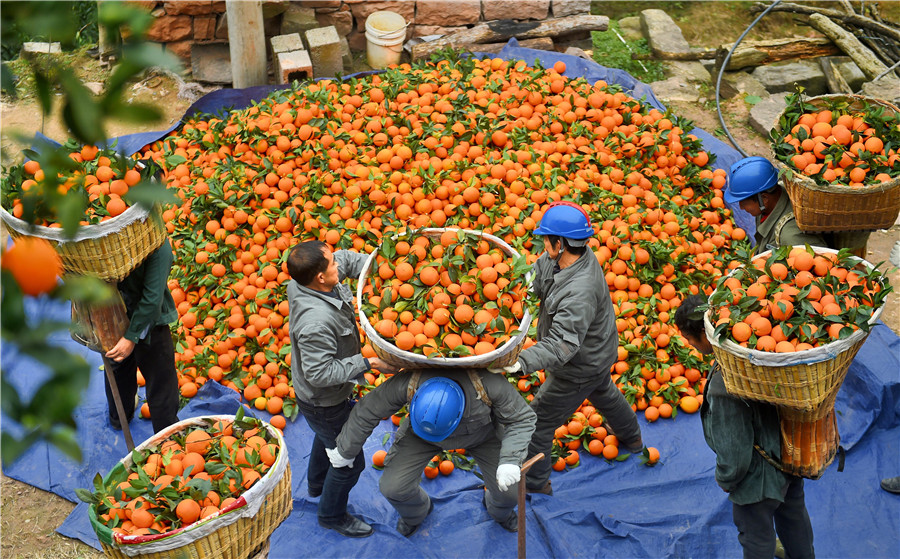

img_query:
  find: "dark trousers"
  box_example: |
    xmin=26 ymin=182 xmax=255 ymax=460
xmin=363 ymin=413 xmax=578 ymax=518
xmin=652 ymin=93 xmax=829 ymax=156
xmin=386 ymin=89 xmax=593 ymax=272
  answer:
xmin=526 ymin=371 xmax=641 ymax=490
xmin=732 ymin=476 xmax=815 ymax=559
xmin=104 ymin=324 xmax=179 ymax=433
xmin=296 ymin=398 xmax=365 ymax=523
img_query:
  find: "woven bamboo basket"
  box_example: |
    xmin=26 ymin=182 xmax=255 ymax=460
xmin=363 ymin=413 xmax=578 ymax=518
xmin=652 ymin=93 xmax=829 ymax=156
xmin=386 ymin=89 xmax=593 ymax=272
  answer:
xmin=89 ymin=415 xmax=292 ymax=559
xmin=779 ymin=406 xmax=839 ymax=480
xmin=0 ymin=203 xmax=166 ymax=282
xmin=357 ymin=228 xmax=532 ymax=369
xmin=773 ymin=94 xmax=900 ymax=233
xmin=705 ymin=247 xmax=884 ymax=412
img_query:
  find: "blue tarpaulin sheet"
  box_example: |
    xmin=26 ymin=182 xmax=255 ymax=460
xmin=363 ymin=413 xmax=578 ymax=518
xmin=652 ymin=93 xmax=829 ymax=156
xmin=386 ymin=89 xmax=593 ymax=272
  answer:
xmin=4 ymin=42 xmax=899 ymax=558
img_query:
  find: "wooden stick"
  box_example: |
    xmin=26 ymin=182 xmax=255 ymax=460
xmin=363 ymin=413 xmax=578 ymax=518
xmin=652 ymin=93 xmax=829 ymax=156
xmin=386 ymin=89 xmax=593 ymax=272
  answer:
xmin=411 ymin=15 xmax=609 ymax=60
xmin=819 ymin=56 xmax=852 ymax=94
xmin=808 ymin=13 xmax=889 ymax=80
xmin=517 ymin=453 xmax=544 ymax=559
xmin=750 ymin=2 xmax=900 ymax=44
xmin=102 ymin=357 xmax=134 ymax=451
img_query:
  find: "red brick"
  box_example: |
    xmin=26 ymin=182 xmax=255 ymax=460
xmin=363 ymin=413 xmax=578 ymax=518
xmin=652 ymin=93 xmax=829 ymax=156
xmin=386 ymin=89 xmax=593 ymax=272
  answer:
xmin=349 ymin=0 xmax=415 ymax=26
xmin=193 ymin=16 xmax=216 ymax=41
xmin=415 ymin=0 xmax=480 ymax=26
xmin=125 ymin=0 xmax=158 ymax=12
xmin=211 ymin=1 xmax=226 ymax=12
xmin=163 ymin=1 xmax=213 ymax=16
xmin=147 ymin=15 xmax=192 ymax=42
xmin=482 ymin=0 xmax=549 ymax=21
xmin=165 ymin=39 xmax=192 ymax=65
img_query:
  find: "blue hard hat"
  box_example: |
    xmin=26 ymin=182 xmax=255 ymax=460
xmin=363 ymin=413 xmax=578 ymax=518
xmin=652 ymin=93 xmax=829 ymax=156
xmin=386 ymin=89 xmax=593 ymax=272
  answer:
xmin=409 ymin=377 xmax=465 ymax=442
xmin=533 ymin=201 xmax=594 ymax=245
xmin=724 ymin=156 xmax=779 ymax=204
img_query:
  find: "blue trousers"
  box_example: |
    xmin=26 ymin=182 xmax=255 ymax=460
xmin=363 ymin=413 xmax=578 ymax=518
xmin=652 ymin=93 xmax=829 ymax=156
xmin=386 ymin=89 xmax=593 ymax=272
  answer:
xmin=296 ymin=399 xmax=365 ymax=523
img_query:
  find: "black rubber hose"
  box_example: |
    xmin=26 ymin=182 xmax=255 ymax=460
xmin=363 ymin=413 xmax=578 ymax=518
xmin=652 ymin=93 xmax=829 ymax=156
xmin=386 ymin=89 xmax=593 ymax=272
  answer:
xmin=715 ymin=0 xmax=784 ymax=157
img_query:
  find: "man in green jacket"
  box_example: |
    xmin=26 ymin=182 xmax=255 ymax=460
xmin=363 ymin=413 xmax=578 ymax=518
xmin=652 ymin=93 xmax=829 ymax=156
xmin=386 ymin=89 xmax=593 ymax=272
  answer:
xmin=724 ymin=156 xmax=825 ymax=255
xmin=493 ymin=202 xmax=642 ymax=495
xmin=328 ymin=368 xmax=536 ymax=536
xmin=675 ymin=295 xmax=815 ymax=559
xmin=104 ymin=238 xmax=180 ymax=433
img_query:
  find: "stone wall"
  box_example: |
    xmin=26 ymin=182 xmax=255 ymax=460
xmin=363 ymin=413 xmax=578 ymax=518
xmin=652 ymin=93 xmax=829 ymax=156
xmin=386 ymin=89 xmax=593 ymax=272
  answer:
xmin=132 ymin=0 xmax=590 ymax=66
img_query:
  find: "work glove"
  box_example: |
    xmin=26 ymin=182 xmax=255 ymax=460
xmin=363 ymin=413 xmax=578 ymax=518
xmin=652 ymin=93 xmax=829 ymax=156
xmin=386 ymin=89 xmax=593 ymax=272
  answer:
xmin=326 ymin=447 xmax=354 ymax=469
xmin=890 ymin=240 xmax=900 ymax=267
xmin=488 ymin=361 xmax=522 ymax=375
xmin=496 ymin=463 xmax=520 ymax=492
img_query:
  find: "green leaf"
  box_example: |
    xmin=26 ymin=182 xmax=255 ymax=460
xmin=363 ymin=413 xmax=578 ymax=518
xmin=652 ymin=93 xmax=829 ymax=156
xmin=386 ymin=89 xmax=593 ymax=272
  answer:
xmin=744 ymin=95 xmax=762 ymax=105
xmin=75 ymin=488 xmax=98 ymax=504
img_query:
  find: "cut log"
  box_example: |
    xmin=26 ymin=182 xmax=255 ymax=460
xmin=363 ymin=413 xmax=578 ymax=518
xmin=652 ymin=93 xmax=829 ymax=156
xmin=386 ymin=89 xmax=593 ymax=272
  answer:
xmin=468 ymin=37 xmax=555 ymax=55
xmin=631 ymin=49 xmax=717 ymax=61
xmin=751 ymin=2 xmax=900 ymax=45
xmin=714 ymin=37 xmax=841 ymax=71
xmin=411 ymin=15 xmax=609 ymax=60
xmin=819 ymin=56 xmax=852 ymax=94
xmin=808 ymin=13 xmax=888 ymax=80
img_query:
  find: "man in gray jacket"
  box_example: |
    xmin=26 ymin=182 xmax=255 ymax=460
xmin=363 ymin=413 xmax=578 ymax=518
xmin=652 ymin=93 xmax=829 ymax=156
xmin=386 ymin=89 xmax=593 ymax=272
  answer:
xmin=287 ymin=240 xmax=397 ymax=538
xmin=494 ymin=202 xmax=642 ymax=495
xmin=327 ymin=368 xmax=536 ymax=536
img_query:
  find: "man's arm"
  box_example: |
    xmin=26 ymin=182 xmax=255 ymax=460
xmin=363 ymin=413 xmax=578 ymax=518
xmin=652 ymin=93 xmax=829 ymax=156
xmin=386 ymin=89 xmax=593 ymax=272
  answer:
xmin=483 ymin=373 xmax=537 ymax=465
xmin=336 ymin=373 xmax=408 ymax=458
xmin=705 ymin=394 xmax=755 ymax=493
xmin=334 ymin=250 xmax=370 ymax=282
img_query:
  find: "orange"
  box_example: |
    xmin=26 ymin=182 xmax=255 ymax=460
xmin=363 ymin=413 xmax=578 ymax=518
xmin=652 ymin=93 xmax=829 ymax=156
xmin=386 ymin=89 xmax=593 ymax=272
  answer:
xmin=1 ymin=237 xmax=62 ymax=296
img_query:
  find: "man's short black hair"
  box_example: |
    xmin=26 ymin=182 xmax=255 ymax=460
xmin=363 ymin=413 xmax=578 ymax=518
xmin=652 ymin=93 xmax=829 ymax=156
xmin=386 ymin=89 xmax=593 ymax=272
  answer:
xmin=674 ymin=294 xmax=707 ymax=340
xmin=287 ymin=240 xmax=329 ymax=286
xmin=545 ymin=234 xmax=587 ymax=256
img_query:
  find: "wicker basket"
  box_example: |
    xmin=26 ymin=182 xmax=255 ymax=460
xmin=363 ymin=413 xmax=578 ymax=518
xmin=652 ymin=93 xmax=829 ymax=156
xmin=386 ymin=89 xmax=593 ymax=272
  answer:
xmin=0 ymin=203 xmax=166 ymax=282
xmin=89 ymin=415 xmax=292 ymax=559
xmin=779 ymin=406 xmax=839 ymax=480
xmin=357 ymin=228 xmax=532 ymax=369
xmin=705 ymin=247 xmax=884 ymax=412
xmin=773 ymin=94 xmax=900 ymax=233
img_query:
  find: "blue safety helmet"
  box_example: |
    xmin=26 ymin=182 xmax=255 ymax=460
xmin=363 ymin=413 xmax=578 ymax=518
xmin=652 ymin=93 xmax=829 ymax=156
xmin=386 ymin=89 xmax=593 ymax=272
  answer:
xmin=409 ymin=377 xmax=465 ymax=442
xmin=533 ymin=201 xmax=594 ymax=246
xmin=724 ymin=156 xmax=779 ymax=204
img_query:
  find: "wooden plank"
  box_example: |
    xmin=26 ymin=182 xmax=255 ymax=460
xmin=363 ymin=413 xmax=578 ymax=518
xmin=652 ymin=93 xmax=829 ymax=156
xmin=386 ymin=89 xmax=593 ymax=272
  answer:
xmin=411 ymin=15 xmax=608 ymax=60
xmin=226 ymin=0 xmax=267 ymax=88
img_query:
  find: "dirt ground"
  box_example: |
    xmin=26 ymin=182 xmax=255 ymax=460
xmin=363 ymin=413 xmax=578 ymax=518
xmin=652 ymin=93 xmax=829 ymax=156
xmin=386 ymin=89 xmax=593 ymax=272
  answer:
xmin=2 ymin=20 xmax=899 ymax=559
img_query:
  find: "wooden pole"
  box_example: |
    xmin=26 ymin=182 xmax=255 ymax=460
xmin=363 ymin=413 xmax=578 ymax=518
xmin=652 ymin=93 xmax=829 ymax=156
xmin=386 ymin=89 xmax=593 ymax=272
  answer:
xmin=226 ymin=0 xmax=267 ymax=88
xmin=102 ymin=357 xmax=134 ymax=451
xmin=517 ymin=453 xmax=544 ymax=559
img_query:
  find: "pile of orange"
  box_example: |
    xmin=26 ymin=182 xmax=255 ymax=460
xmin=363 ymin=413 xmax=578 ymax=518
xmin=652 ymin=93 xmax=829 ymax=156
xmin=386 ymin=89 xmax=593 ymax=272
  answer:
xmin=772 ymin=92 xmax=899 ymax=187
xmin=362 ymin=229 xmax=529 ymax=358
xmin=708 ymin=246 xmax=890 ymax=352
xmin=1 ymin=142 xmax=151 ymax=224
xmin=87 ymin=415 xmax=280 ymax=537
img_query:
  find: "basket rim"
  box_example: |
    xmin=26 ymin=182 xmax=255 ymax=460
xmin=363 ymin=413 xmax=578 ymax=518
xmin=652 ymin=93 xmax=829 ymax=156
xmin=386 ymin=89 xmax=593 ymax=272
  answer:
xmin=704 ymin=246 xmax=885 ymax=366
xmin=357 ymin=227 xmax=533 ymax=367
xmin=0 ymin=202 xmax=158 ymax=243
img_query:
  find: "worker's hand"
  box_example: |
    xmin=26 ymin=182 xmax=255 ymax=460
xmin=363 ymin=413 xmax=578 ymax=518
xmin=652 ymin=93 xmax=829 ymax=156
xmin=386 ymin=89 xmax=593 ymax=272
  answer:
xmin=105 ymin=338 xmax=136 ymax=363
xmin=326 ymin=447 xmax=354 ymax=469
xmin=369 ymin=357 xmax=399 ymax=375
xmin=496 ymin=463 xmax=520 ymax=492
xmin=488 ymin=362 xmax=522 ymax=375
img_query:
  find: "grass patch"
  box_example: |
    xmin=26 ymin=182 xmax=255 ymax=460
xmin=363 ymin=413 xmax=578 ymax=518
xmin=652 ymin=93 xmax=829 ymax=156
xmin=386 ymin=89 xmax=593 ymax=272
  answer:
xmin=591 ymin=23 xmax=665 ymax=83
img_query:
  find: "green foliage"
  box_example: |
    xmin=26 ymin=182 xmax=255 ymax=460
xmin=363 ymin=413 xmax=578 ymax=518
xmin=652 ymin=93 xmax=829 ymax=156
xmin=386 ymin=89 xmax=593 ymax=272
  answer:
xmin=1 ymin=0 xmax=99 ymax=61
xmin=590 ymin=23 xmax=665 ymax=83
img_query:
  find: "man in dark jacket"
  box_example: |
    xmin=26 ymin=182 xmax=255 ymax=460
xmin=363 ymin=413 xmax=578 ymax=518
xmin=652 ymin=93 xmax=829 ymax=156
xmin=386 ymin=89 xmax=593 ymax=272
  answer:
xmin=493 ymin=201 xmax=642 ymax=495
xmin=287 ymin=240 xmax=397 ymax=538
xmin=104 ymin=238 xmax=179 ymax=433
xmin=675 ymin=295 xmax=815 ymax=559
xmin=327 ymin=368 xmax=536 ymax=536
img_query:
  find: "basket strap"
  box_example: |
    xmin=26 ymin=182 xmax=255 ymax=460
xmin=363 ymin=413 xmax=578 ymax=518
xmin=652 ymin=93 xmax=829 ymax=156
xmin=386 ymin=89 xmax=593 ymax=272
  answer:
xmin=467 ymin=369 xmax=492 ymax=407
xmin=406 ymin=371 xmax=422 ymax=404
xmin=772 ymin=212 xmax=795 ymax=246
xmin=753 ymin=443 xmax=790 ymax=474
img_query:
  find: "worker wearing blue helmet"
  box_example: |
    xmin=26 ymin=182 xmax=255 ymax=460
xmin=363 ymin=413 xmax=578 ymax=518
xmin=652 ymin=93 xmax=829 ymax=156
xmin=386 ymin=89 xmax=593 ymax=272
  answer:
xmin=491 ymin=201 xmax=643 ymax=495
xmin=328 ymin=369 xmax=536 ymax=536
xmin=725 ymin=156 xmax=825 ymax=254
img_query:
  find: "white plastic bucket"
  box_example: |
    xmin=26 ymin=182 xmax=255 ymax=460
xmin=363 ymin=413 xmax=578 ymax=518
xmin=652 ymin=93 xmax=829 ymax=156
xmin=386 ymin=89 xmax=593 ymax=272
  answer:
xmin=365 ymin=10 xmax=407 ymax=69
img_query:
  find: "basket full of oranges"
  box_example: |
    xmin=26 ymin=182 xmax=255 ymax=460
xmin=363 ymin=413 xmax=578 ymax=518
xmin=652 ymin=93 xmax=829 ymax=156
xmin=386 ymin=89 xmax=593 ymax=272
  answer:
xmin=0 ymin=142 xmax=166 ymax=281
xmin=770 ymin=93 xmax=900 ymax=233
xmin=357 ymin=228 xmax=533 ymax=369
xmin=703 ymin=246 xmax=890 ymax=414
xmin=82 ymin=410 xmax=291 ymax=559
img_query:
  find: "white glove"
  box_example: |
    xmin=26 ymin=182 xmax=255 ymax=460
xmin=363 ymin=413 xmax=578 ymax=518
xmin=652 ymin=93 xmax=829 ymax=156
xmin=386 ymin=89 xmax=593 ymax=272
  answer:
xmin=488 ymin=362 xmax=522 ymax=375
xmin=496 ymin=463 xmax=520 ymax=492
xmin=326 ymin=447 xmax=354 ymax=469
xmin=890 ymin=240 xmax=900 ymax=268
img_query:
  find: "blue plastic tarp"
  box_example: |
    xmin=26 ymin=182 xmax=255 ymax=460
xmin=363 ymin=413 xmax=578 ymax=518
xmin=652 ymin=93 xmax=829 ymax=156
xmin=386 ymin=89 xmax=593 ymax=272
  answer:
xmin=4 ymin=42 xmax=898 ymax=558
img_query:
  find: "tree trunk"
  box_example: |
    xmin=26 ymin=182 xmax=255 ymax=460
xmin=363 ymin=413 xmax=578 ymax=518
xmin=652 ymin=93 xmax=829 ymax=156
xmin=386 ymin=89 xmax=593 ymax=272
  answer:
xmin=751 ymin=2 xmax=900 ymax=45
xmin=808 ymin=13 xmax=888 ymax=80
xmin=468 ymin=37 xmax=555 ymax=55
xmin=819 ymin=56 xmax=852 ymax=94
xmin=411 ymin=15 xmax=609 ymax=60
xmin=226 ymin=0 xmax=267 ymax=88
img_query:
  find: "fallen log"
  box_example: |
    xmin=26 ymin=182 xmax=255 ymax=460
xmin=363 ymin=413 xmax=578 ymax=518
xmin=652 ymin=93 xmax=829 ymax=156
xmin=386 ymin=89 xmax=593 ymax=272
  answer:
xmin=818 ymin=56 xmax=852 ymax=94
xmin=466 ymin=37 xmax=555 ymax=55
xmin=411 ymin=15 xmax=609 ymax=60
xmin=631 ymin=49 xmax=717 ymax=61
xmin=808 ymin=13 xmax=889 ymax=80
xmin=750 ymin=2 xmax=900 ymax=45
xmin=634 ymin=38 xmax=840 ymax=70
